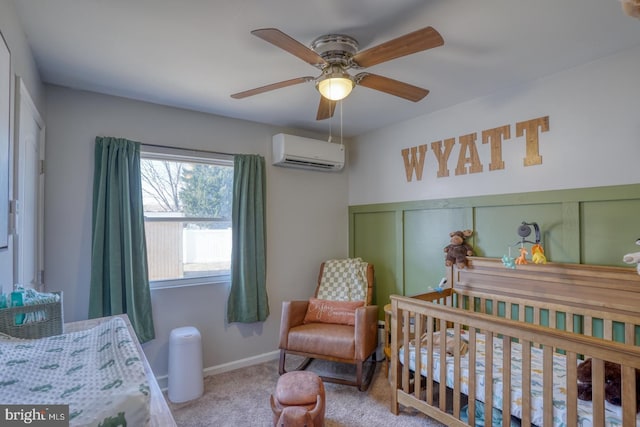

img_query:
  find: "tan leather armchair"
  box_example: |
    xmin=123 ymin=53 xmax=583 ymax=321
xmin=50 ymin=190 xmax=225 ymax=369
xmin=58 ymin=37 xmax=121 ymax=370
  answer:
xmin=278 ymin=259 xmax=377 ymax=391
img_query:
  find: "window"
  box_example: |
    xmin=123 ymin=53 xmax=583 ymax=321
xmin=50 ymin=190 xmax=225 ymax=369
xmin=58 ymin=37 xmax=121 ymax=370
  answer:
xmin=140 ymin=146 xmax=233 ymax=288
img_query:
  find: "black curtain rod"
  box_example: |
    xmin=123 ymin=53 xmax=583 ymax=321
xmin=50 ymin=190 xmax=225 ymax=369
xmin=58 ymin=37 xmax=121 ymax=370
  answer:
xmin=140 ymin=142 xmax=236 ymax=158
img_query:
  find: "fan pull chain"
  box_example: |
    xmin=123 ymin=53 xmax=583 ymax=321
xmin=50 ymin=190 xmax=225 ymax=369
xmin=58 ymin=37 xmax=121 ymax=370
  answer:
xmin=327 ymin=102 xmax=333 ymax=143
xmin=339 ymin=99 xmax=344 ymax=147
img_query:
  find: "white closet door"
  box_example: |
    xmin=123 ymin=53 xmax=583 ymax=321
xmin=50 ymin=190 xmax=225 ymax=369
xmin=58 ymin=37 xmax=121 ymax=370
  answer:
xmin=13 ymin=77 xmax=45 ymax=289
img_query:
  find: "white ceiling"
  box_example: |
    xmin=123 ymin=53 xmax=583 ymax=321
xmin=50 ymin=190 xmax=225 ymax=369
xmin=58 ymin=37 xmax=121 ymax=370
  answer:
xmin=12 ymin=0 xmax=640 ymax=137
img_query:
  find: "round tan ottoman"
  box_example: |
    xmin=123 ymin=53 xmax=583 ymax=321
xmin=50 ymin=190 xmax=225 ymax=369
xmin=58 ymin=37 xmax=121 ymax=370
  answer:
xmin=270 ymin=371 xmax=325 ymax=427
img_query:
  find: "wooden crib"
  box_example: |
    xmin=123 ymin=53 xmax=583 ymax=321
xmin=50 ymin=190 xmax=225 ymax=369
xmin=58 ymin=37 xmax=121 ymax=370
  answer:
xmin=389 ymin=257 xmax=640 ymax=427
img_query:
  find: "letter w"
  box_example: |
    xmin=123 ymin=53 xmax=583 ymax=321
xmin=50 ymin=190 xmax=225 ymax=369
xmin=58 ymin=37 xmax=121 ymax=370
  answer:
xmin=401 ymin=145 xmax=428 ymax=182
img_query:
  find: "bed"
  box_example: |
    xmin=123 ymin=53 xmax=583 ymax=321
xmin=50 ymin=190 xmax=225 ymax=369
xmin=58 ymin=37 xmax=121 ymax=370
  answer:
xmin=0 ymin=314 xmax=176 ymax=427
xmin=389 ymin=257 xmax=640 ymax=427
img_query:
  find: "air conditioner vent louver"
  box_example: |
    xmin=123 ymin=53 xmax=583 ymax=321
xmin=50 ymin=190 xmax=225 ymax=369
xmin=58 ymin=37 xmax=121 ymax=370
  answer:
xmin=282 ymin=159 xmax=336 ymax=169
xmin=272 ymin=133 xmax=345 ymax=172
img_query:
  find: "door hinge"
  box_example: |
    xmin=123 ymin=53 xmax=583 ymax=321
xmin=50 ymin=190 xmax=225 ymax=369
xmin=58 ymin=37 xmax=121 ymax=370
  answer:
xmin=40 ymin=159 xmax=45 ymax=175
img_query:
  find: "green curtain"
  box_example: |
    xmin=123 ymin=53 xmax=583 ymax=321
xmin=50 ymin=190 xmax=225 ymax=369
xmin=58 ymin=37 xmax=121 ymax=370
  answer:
xmin=89 ymin=137 xmax=155 ymax=343
xmin=227 ymin=154 xmax=269 ymax=323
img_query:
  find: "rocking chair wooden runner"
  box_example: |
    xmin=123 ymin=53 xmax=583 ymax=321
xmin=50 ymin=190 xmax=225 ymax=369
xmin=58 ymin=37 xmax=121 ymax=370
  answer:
xmin=278 ymin=258 xmax=378 ymax=391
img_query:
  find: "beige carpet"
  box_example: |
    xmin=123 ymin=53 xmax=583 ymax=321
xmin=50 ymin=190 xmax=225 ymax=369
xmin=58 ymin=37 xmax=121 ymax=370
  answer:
xmin=166 ymin=356 xmax=446 ymax=426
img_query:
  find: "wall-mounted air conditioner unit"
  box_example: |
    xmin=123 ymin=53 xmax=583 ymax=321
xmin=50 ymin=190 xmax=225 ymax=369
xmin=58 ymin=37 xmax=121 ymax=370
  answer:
xmin=272 ymin=133 xmax=345 ymax=172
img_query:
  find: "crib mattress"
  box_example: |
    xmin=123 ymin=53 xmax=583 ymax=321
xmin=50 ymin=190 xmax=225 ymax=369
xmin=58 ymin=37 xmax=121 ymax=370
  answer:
xmin=399 ymin=329 xmax=639 ymax=427
xmin=0 ymin=316 xmax=150 ymax=426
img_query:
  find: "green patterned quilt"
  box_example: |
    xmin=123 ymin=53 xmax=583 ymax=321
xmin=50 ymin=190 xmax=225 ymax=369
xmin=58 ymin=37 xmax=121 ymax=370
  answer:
xmin=317 ymin=258 xmax=369 ymax=302
xmin=0 ymin=317 xmax=150 ymax=426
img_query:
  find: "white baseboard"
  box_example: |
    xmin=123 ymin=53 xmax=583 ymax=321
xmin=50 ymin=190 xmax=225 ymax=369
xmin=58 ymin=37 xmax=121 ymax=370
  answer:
xmin=156 ymin=350 xmax=280 ymax=391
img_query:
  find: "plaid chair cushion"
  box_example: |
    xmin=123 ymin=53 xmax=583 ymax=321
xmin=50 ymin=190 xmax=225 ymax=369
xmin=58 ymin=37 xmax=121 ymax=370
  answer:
xmin=317 ymin=258 xmax=369 ymax=303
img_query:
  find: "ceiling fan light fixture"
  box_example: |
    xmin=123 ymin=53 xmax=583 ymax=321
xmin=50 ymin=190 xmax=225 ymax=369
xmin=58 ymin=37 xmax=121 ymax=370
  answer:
xmin=316 ymin=72 xmax=354 ymax=101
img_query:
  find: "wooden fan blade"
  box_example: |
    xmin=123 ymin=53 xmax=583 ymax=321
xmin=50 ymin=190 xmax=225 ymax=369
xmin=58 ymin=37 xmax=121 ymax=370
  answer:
xmin=356 ymin=73 xmax=429 ymax=102
xmin=231 ymin=77 xmax=314 ymax=99
xmin=252 ymin=28 xmax=326 ymax=67
xmin=316 ymin=96 xmax=336 ymax=120
xmin=352 ymin=26 xmax=444 ymax=68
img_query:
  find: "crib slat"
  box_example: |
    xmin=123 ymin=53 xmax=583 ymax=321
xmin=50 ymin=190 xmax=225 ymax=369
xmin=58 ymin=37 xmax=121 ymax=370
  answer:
xmin=533 ymin=308 xmax=543 ymax=348
xmin=390 ymin=300 xmax=399 ymax=415
xmin=452 ymin=322 xmax=461 ymax=420
xmin=622 ymin=365 xmax=636 ymax=427
xmin=625 ymin=322 xmax=634 ymax=345
xmin=426 ymin=316 xmax=434 ymax=405
xmin=566 ymin=351 xmax=578 ymax=427
xmin=518 ymin=304 xmax=525 ymax=323
xmin=592 ymin=358 xmax=605 ymax=426
xmin=414 ymin=314 xmax=423 ymax=401
xmin=468 ymin=328 xmax=477 ymax=427
xmin=485 ymin=331 xmax=494 ymax=427
xmin=549 ymin=309 xmax=557 ymax=329
xmin=522 ymin=339 xmax=532 ymax=427
xmin=543 ymin=346 xmax=553 ymax=426
xmin=603 ymin=318 xmax=613 ymax=341
xmin=566 ymin=312 xmax=574 ymax=333
xmin=402 ymin=310 xmax=411 ymax=394
xmin=584 ymin=315 xmax=593 ymax=337
xmin=439 ymin=318 xmax=447 ymax=412
xmin=502 ymin=334 xmax=512 ymax=427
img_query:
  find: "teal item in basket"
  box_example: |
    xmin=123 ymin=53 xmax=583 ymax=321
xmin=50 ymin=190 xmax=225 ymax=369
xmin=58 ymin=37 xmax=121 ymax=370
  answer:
xmin=0 ymin=293 xmax=8 ymax=309
xmin=1 ymin=288 xmax=62 ymax=326
xmin=21 ymin=289 xmax=61 ymax=324
xmin=10 ymin=291 xmax=25 ymax=325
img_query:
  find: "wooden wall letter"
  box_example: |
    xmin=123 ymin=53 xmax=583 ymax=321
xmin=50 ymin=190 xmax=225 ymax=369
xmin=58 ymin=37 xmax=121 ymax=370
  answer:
xmin=401 ymin=144 xmax=428 ymax=182
xmin=399 ymin=115 xmax=549 ymax=183
xmin=482 ymin=125 xmax=510 ymax=171
xmin=455 ymin=133 xmax=483 ymax=176
xmin=430 ymin=138 xmax=456 ymax=178
xmin=516 ymin=116 xmax=549 ymax=166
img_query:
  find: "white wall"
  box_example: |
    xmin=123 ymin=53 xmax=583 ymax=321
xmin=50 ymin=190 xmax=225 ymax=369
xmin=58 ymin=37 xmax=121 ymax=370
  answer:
xmin=0 ymin=0 xmax=45 ymax=292
xmin=44 ymin=86 xmax=349 ymax=378
xmin=349 ymin=45 xmax=640 ymax=205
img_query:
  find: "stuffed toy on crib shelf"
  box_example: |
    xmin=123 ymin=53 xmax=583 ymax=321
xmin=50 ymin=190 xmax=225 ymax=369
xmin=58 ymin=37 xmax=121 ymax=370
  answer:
xmin=444 ymin=230 xmax=474 ymax=269
xmin=622 ymin=237 xmax=640 ymax=275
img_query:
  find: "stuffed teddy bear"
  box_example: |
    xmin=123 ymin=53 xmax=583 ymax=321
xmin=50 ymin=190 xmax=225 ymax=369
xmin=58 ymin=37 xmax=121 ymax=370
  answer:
xmin=577 ymin=358 xmax=640 ymax=412
xmin=444 ymin=230 xmax=474 ymax=269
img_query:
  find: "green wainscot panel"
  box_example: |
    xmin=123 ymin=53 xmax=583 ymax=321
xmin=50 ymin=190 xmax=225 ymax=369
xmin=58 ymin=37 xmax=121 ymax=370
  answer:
xmin=352 ymin=211 xmax=398 ymax=319
xmin=404 ymin=208 xmax=470 ymax=296
xmin=581 ymin=199 xmax=640 ymax=266
xmin=474 ymin=203 xmax=569 ymax=263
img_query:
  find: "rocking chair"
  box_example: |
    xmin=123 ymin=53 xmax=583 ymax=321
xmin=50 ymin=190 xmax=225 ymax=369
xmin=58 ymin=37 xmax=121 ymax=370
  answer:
xmin=277 ymin=258 xmax=377 ymax=391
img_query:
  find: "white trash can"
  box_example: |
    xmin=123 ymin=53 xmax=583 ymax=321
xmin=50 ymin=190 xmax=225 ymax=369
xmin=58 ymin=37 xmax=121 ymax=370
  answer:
xmin=168 ymin=326 xmax=204 ymax=403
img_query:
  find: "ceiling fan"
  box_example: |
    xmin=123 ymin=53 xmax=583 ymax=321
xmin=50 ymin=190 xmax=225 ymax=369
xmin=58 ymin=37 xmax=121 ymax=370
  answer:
xmin=230 ymin=26 xmax=444 ymax=120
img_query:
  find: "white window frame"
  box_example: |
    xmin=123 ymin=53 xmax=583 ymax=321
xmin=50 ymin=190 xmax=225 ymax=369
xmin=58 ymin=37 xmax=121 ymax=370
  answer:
xmin=140 ymin=145 xmax=233 ymax=289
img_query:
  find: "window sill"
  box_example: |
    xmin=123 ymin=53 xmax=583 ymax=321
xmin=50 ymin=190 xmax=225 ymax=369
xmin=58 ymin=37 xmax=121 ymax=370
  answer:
xmin=150 ymin=276 xmax=230 ymax=290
